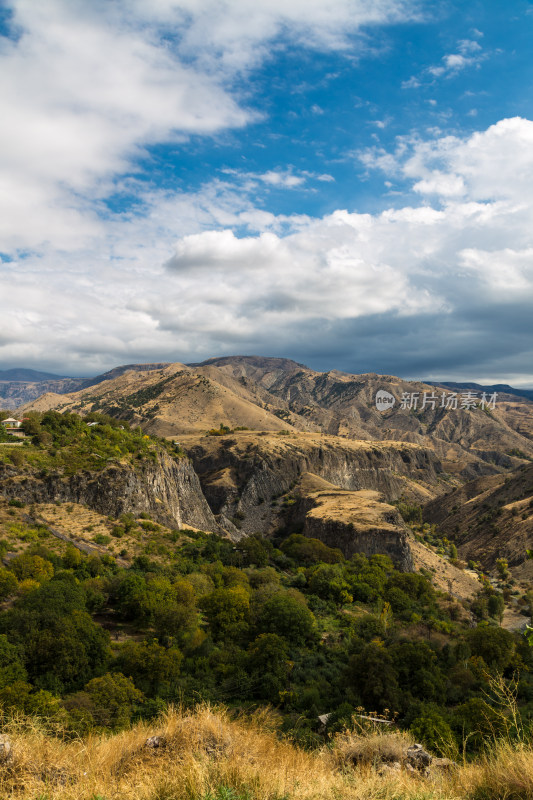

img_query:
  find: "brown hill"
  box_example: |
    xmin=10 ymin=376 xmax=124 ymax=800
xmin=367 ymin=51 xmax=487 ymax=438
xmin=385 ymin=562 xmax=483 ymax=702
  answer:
xmin=20 ymin=363 xmax=306 ymax=435
xmin=203 ymin=357 xmax=533 ymax=475
xmin=424 ymin=462 xmax=533 ymax=578
xmin=18 ymin=356 xmax=533 ymax=482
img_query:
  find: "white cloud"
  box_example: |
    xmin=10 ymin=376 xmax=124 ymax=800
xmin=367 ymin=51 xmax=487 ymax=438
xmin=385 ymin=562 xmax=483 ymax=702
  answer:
xmin=459 ymin=247 xmax=533 ymax=296
xmin=221 ymin=167 xmax=333 ymax=189
xmin=0 ymin=0 xmax=419 ymax=254
xmin=401 ymin=76 xmax=421 ymax=89
xmin=257 ymin=171 xmax=306 ymax=188
xmin=412 ymin=172 xmax=466 ymax=197
xmin=151 ymin=118 xmax=533 ymax=372
xmin=0 ymin=2 xmax=532 ymax=381
xmin=4 ymin=115 xmax=533 ymax=374
xmin=404 ymin=37 xmax=486 ymax=87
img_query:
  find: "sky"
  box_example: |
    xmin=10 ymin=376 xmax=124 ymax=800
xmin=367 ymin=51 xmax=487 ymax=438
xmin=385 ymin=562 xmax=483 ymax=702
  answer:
xmin=1 ymin=0 xmax=533 ymax=384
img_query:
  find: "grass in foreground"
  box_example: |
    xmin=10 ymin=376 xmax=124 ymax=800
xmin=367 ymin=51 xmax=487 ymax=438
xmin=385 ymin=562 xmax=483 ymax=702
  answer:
xmin=1 ymin=705 xmax=533 ymax=800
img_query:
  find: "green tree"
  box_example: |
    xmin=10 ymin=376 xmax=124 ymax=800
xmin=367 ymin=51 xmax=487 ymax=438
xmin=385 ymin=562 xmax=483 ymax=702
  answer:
xmin=3 ymin=592 xmax=111 ymax=693
xmin=390 ymin=641 xmax=446 ymax=704
xmin=0 ymin=634 xmax=27 ymax=689
xmin=0 ymin=568 xmax=18 ymax=600
xmin=466 ymin=626 xmax=515 ymax=671
xmin=0 ymin=680 xmax=63 ymax=719
xmin=410 ymin=709 xmax=457 ymax=757
xmin=115 ymin=639 xmax=182 ymax=697
xmin=115 ymin=573 xmax=148 ymax=620
xmin=63 ymin=545 xmax=82 ymax=569
xmin=200 ymin=586 xmax=250 ymax=641
xmin=247 ymin=633 xmax=289 ymax=702
xmin=307 ymin=564 xmax=353 ymax=605
xmin=488 ymin=593 xmax=505 ymax=624
xmin=254 ymin=592 xmax=316 ymax=646
xmin=66 ymin=672 xmax=144 ymax=731
xmin=8 ymin=554 xmax=53 ymax=583
xmin=496 ymin=558 xmax=510 ymax=580
xmin=452 ymin=697 xmax=506 ymax=753
xmin=348 ymin=642 xmax=400 ymax=713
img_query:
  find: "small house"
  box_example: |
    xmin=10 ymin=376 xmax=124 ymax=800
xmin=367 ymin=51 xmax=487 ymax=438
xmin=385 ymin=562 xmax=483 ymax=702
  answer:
xmin=1 ymin=418 xmax=22 ymax=428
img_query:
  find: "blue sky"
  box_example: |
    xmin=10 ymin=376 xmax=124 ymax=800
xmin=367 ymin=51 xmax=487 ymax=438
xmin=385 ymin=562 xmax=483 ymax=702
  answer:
xmin=1 ymin=0 xmax=533 ymax=384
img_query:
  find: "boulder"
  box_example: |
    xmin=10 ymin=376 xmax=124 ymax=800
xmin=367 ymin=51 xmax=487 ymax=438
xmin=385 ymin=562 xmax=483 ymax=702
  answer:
xmin=0 ymin=735 xmax=12 ymax=764
xmin=406 ymin=743 xmax=432 ymax=775
xmin=145 ymin=735 xmax=166 ymax=749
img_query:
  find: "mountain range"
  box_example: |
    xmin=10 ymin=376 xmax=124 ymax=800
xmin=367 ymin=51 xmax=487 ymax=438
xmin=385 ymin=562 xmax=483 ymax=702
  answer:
xmin=4 ymin=355 xmax=533 ymax=576
xmin=2 ymin=358 xmax=533 ymax=410
xmin=16 ymin=355 xmax=533 ymax=476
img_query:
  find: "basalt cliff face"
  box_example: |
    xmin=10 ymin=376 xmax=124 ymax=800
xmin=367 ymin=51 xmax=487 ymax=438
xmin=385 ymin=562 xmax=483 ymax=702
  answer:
xmin=0 ymin=452 xmax=218 ymax=532
xmin=171 ymin=432 xmax=441 ymax=566
xmin=0 ymin=432 xmax=435 ymax=568
xmin=279 ymin=477 xmax=415 ymax=570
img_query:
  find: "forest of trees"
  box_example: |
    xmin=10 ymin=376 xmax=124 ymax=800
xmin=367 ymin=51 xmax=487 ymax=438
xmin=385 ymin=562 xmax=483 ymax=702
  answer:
xmin=0 ymin=522 xmax=530 ymax=755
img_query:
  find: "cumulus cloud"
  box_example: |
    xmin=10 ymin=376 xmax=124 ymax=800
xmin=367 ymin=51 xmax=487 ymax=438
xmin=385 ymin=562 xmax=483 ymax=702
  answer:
xmin=1 ymin=2 xmax=532 ymax=383
xmin=0 ymin=0 xmax=418 ymax=253
xmin=154 ymin=118 xmax=533 ymax=379
xmin=2 ymin=117 xmax=533 ymax=381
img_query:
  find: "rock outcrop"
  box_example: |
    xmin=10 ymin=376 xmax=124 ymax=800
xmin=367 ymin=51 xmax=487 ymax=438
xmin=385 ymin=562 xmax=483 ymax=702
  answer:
xmin=283 ymin=480 xmax=414 ymax=570
xmin=301 ymin=489 xmax=414 ymax=571
xmin=183 ymin=432 xmax=442 ymax=538
xmin=0 ymin=452 xmax=219 ymax=532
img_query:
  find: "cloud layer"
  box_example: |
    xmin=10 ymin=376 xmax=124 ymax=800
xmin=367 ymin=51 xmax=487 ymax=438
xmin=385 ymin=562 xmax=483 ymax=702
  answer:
xmin=1 ymin=2 xmax=533 ymax=384
xmin=158 ymin=119 xmax=533 ymax=381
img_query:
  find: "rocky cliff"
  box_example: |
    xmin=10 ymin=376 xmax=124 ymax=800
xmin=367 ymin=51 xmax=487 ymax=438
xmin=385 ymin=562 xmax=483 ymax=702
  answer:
xmin=0 ymin=452 xmax=219 ymax=532
xmin=423 ymin=462 xmax=533 ymax=576
xmin=181 ymin=431 xmax=443 ymax=538
xmin=300 ymin=487 xmax=414 ymax=571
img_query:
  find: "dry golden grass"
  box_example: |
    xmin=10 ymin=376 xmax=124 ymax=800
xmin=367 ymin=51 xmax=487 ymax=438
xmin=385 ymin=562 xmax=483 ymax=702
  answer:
xmin=1 ymin=704 xmax=533 ymax=799
xmin=333 ymin=726 xmax=415 ymax=767
xmin=455 ymin=742 xmax=533 ymax=799
xmin=5 ymin=704 xmax=533 ymax=800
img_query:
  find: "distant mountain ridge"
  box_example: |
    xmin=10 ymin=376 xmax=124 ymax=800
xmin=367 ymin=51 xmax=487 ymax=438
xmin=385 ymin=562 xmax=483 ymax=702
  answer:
xmin=3 ymin=359 xmax=533 ymax=403
xmin=0 ymin=368 xmax=73 ymax=381
xmin=188 ymin=355 xmax=307 ymax=371
xmin=79 ymin=362 xmax=172 ymax=389
xmin=14 ymin=355 xmax=533 ymax=483
xmin=427 ymin=380 xmax=533 ymax=403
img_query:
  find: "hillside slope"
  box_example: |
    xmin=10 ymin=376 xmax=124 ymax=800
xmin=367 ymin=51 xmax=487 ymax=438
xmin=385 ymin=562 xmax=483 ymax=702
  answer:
xmin=18 ymin=356 xmax=533 ymax=480
xmin=2 ymin=704 xmax=533 ymax=800
xmin=424 ymin=462 xmax=533 ymax=577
